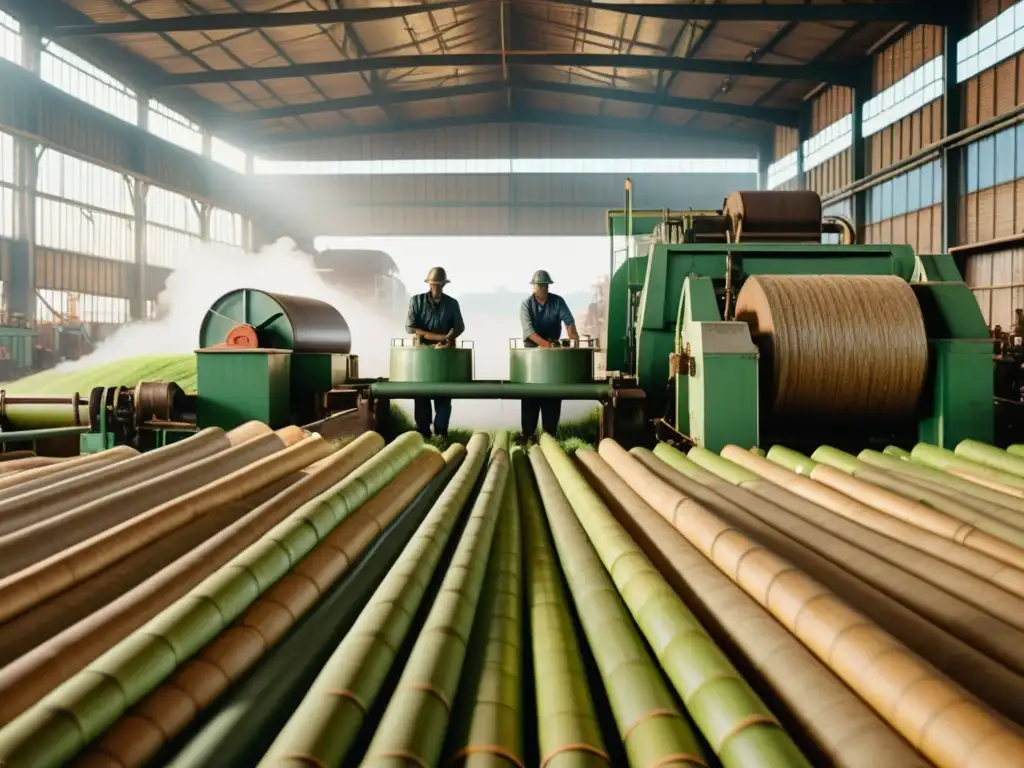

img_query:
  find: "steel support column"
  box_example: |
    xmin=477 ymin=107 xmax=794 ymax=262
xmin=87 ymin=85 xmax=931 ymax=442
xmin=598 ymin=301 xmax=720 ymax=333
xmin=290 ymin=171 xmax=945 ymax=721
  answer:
xmin=10 ymin=25 xmax=41 ymax=322
xmin=130 ymin=99 xmax=149 ymax=321
xmin=943 ymin=14 xmax=968 ymax=251
xmin=796 ymin=103 xmax=812 ymax=189
xmin=851 ymin=69 xmax=870 ymax=240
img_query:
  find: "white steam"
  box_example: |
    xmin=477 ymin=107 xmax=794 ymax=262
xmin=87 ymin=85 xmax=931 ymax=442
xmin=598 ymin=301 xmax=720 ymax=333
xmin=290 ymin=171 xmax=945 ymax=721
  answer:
xmin=61 ymin=238 xmax=593 ymax=429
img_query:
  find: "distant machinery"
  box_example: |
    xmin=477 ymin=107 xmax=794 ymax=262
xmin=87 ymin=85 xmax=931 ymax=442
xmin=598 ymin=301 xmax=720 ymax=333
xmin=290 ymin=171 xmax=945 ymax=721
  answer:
xmin=314 ymin=249 xmax=409 ymax=319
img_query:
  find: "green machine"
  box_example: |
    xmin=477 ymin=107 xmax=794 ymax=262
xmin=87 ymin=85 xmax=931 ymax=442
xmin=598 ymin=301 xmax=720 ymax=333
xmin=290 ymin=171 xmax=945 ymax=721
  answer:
xmin=607 ymin=189 xmax=994 ymax=453
xmin=196 ymin=288 xmax=358 ymax=430
xmin=389 ymin=337 xmax=474 ymax=383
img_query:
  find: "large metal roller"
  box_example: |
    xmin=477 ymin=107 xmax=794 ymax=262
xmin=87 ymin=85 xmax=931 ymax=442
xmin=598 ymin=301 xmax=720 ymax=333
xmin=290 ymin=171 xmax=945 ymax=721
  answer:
xmin=199 ymin=289 xmax=352 ymax=354
xmin=723 ymin=190 xmax=823 ymax=242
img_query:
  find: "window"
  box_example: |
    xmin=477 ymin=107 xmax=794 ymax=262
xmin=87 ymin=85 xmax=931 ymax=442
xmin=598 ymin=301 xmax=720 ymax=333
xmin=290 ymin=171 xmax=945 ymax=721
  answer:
xmin=766 ymin=151 xmax=798 ymax=189
xmin=251 ymin=156 xmax=761 ymax=176
xmin=966 ymin=141 xmax=980 ymax=193
xmin=35 ymin=150 xmax=133 ymax=261
xmin=211 ymin=137 xmax=247 ymax=173
xmin=148 ymin=99 xmax=203 ymax=154
xmin=802 ymin=115 xmax=853 ymax=171
xmin=36 ymin=289 xmax=129 ymax=324
xmin=997 ymin=128 xmax=1016 ymax=184
xmin=907 ymin=167 xmax=921 ymax=211
xmin=957 ymin=2 xmax=1024 ymax=81
xmin=146 ymin=185 xmax=202 ymax=268
xmin=863 ymin=159 xmax=942 ymax=224
xmin=0 ymin=10 xmax=19 ymax=66
xmin=40 ymin=42 xmax=137 ymax=124
xmin=979 ymin=135 xmax=996 ymax=190
xmin=863 ymin=56 xmax=944 ymax=137
xmin=0 ymin=129 xmax=13 ymax=238
xmin=210 ymin=206 xmax=244 ymax=248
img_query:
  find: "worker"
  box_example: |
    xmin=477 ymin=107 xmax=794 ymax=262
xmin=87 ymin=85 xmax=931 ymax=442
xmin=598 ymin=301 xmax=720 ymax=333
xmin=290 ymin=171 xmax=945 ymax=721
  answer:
xmin=520 ymin=269 xmax=579 ymax=441
xmin=406 ymin=266 xmax=465 ymax=440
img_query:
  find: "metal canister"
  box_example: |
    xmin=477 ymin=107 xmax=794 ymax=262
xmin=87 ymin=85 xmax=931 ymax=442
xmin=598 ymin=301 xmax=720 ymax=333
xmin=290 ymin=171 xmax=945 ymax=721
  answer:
xmin=389 ymin=339 xmax=474 ymax=383
xmin=508 ymin=338 xmax=596 ymax=385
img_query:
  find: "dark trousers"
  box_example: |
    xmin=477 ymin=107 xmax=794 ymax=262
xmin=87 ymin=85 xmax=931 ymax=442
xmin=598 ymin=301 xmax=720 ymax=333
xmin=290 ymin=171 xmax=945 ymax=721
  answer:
xmin=522 ymin=398 xmax=562 ymax=438
xmin=414 ymin=397 xmax=452 ymax=438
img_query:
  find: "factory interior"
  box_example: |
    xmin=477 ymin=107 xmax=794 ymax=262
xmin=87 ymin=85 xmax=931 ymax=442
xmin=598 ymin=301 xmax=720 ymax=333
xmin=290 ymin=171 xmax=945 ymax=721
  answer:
xmin=6 ymin=1 xmax=1024 ymax=766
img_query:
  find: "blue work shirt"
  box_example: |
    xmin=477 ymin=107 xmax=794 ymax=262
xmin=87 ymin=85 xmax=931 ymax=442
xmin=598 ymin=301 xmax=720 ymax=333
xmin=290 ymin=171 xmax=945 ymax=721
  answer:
xmin=520 ymin=293 xmax=575 ymax=347
xmin=406 ymin=292 xmax=465 ymax=336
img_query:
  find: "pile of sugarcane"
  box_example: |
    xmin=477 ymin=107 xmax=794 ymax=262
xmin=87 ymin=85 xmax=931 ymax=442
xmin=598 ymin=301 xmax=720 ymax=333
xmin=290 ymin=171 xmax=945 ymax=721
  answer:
xmin=2 ymin=426 xmax=1024 ymax=767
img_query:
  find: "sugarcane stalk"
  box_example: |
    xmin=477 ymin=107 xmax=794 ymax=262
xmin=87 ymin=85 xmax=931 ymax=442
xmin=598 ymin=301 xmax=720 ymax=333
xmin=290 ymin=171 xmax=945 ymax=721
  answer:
xmin=443 ymin=450 xmax=523 ymax=767
xmin=910 ymin=444 xmax=1024 ymax=496
xmin=84 ymin=447 xmax=448 ymax=767
xmin=530 ymin=442 xmax=708 ymax=768
xmin=256 ymin=432 xmax=491 ymax=767
xmin=955 ymin=440 xmax=1024 ymax=478
xmin=618 ymin=448 xmax=929 ymax=768
xmin=858 ymin=449 xmax=1024 ymax=514
xmin=599 ymin=438 xmax=1024 ymax=768
xmin=164 ymin=445 xmax=466 ymax=768
xmin=516 ymin=449 xmax=609 ymax=768
xmin=0 ymin=433 xmax=425 ymax=768
xmin=540 ymin=436 xmax=808 ymax=768
xmin=361 ymin=443 xmax=511 ymax=766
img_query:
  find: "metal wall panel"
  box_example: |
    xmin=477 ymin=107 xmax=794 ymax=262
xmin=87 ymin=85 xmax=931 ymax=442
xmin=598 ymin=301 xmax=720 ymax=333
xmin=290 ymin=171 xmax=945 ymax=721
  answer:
xmin=864 ymin=203 xmax=943 ymax=253
xmin=806 ymin=86 xmax=853 ymax=198
xmin=869 ymin=26 xmax=945 ymax=172
xmin=964 ymin=244 xmax=1024 ymax=328
xmin=290 ymin=122 xmax=758 ymax=162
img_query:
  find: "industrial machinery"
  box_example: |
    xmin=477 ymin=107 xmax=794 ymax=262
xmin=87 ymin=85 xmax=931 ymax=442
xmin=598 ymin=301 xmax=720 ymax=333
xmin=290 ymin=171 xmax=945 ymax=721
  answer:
xmin=0 ymin=188 xmax=1000 ymax=461
xmin=606 ymin=188 xmax=993 ymax=453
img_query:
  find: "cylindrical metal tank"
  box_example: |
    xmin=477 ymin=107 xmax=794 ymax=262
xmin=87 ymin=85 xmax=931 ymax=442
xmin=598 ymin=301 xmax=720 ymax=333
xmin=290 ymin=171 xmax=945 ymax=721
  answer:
xmin=509 ymin=339 xmax=596 ymax=385
xmin=199 ymin=289 xmax=352 ymax=353
xmin=389 ymin=339 xmax=473 ymax=383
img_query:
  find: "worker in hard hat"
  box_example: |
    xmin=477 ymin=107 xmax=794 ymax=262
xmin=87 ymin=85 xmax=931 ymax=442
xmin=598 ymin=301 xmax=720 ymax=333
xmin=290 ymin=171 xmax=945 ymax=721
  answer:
xmin=520 ymin=269 xmax=579 ymax=440
xmin=406 ymin=266 xmax=465 ymax=439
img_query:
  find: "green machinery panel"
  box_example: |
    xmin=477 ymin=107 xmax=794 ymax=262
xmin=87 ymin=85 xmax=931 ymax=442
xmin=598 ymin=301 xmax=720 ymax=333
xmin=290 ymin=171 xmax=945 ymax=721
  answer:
xmin=389 ymin=343 xmax=473 ymax=383
xmin=196 ymin=350 xmax=291 ymax=430
xmin=509 ymin=347 xmax=595 ymax=385
xmin=675 ymin=277 xmax=759 ymax=452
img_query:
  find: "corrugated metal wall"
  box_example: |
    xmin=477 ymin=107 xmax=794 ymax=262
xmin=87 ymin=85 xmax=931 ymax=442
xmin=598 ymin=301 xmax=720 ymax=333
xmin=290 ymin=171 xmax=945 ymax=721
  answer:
xmin=807 ymin=86 xmax=854 ymax=196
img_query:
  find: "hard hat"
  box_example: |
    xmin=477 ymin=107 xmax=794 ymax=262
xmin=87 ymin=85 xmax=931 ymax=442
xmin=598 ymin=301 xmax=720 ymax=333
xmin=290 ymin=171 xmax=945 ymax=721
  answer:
xmin=425 ymin=266 xmax=450 ymax=285
xmin=530 ymin=270 xmax=554 ymax=285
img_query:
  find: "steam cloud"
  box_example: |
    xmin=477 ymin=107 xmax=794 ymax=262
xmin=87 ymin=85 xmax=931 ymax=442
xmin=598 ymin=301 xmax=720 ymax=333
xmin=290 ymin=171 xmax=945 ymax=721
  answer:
xmin=58 ymin=238 xmax=594 ymax=429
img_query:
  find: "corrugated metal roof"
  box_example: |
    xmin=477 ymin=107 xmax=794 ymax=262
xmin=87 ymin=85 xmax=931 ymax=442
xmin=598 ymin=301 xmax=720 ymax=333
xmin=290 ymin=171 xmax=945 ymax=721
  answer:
xmin=31 ymin=0 xmax=918 ymax=154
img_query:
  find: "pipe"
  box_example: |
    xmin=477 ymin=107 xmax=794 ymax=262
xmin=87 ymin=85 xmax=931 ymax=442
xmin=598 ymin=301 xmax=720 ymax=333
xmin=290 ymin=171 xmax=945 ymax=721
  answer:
xmin=443 ymin=451 xmax=524 ymax=767
xmin=530 ymin=446 xmax=707 ymax=767
xmin=0 ymin=397 xmax=88 ymax=430
xmin=0 ymin=434 xmax=424 ymax=768
xmin=598 ymin=439 xmax=1024 ymax=768
xmin=255 ymin=433 xmax=490 ymax=767
xmin=85 ymin=447 xmax=446 ymax=767
xmin=0 ymin=426 xmax=89 ymax=442
xmin=361 ymin=447 xmax=510 ymax=766
xmin=162 ymin=445 xmax=465 ymax=768
xmin=514 ymin=449 xmax=609 ymax=768
xmin=369 ymin=381 xmax=611 ymax=400
xmin=601 ymin=448 xmax=927 ymax=768
xmin=541 ymin=438 xmax=808 ymax=767
xmin=0 ymin=432 xmax=385 ymax=729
